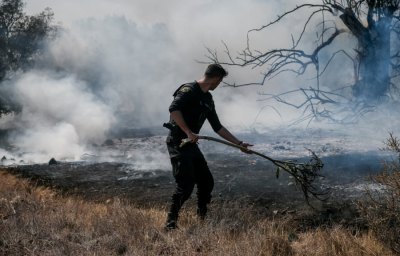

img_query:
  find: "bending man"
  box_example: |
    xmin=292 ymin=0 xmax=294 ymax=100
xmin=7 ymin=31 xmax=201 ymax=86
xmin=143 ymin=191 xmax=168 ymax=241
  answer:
xmin=164 ymin=64 xmax=253 ymax=230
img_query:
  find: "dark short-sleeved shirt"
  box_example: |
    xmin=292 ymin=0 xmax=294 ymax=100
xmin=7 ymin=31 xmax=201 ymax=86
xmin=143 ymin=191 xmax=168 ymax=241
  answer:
xmin=167 ymin=81 xmax=223 ymax=143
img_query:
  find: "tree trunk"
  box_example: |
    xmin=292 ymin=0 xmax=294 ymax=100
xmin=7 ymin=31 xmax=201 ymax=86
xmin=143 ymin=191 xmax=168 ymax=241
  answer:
xmin=354 ymin=19 xmax=391 ymax=102
xmin=340 ymin=7 xmax=392 ymax=103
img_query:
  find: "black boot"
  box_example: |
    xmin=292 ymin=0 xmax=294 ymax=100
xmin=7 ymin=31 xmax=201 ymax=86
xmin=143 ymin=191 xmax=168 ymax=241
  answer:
xmin=196 ymin=207 xmax=207 ymax=220
xmin=164 ymin=212 xmax=178 ymax=231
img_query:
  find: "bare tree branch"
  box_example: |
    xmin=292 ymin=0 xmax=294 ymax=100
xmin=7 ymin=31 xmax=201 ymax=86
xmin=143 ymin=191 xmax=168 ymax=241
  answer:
xmin=201 ymin=0 xmax=400 ymax=125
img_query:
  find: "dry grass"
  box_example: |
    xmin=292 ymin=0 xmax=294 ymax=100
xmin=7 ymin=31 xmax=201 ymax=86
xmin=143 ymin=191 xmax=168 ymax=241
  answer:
xmin=357 ymin=133 xmax=400 ymax=254
xmin=0 ymin=169 xmax=395 ymax=256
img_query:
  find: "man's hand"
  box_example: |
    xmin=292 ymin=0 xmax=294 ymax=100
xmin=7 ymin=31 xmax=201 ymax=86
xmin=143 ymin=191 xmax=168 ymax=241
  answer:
xmin=187 ymin=132 xmax=199 ymax=143
xmin=239 ymin=142 xmax=254 ymax=154
xmin=217 ymin=127 xmax=254 ymax=154
xmin=216 ymin=127 xmax=254 ymax=154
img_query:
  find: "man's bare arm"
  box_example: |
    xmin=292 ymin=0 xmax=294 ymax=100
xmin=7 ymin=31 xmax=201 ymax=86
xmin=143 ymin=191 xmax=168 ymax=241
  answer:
xmin=217 ymin=127 xmax=253 ymax=153
xmin=216 ymin=126 xmax=241 ymax=145
xmin=170 ymin=110 xmax=198 ymax=143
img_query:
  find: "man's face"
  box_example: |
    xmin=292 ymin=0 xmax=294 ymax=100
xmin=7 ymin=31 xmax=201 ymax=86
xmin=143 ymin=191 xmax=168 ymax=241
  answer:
xmin=210 ymin=77 xmax=222 ymax=91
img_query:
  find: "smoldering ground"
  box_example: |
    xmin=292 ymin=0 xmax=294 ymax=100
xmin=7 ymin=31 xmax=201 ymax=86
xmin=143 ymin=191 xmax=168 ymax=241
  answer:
xmin=0 ymin=0 xmax=397 ymax=209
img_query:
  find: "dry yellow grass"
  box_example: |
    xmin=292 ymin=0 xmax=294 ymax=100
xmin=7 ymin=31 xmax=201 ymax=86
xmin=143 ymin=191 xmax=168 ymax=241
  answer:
xmin=0 ymin=169 xmax=395 ymax=256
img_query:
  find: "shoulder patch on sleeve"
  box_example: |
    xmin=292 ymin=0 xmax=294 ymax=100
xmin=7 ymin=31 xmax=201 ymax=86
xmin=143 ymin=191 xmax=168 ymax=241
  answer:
xmin=180 ymin=87 xmax=191 ymax=93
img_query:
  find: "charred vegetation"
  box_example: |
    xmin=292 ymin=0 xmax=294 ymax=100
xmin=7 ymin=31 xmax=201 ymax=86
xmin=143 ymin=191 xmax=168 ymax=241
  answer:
xmin=203 ymin=0 xmax=400 ymax=125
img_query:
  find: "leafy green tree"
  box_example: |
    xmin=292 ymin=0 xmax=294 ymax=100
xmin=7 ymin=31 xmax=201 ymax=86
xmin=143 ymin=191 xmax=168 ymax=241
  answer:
xmin=0 ymin=0 xmax=55 ymax=116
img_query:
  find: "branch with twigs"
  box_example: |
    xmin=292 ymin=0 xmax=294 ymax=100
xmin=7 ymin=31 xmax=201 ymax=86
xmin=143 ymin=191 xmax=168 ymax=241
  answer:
xmin=179 ymin=136 xmax=325 ymax=204
xmin=199 ymin=1 xmax=400 ymax=125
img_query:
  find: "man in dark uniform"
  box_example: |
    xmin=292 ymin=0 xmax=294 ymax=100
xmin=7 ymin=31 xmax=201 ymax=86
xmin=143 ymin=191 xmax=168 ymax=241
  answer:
xmin=164 ymin=64 xmax=253 ymax=230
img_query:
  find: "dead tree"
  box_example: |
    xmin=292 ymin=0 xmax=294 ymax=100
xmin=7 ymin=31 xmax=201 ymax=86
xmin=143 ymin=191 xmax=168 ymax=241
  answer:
xmin=204 ymin=0 xmax=400 ymax=125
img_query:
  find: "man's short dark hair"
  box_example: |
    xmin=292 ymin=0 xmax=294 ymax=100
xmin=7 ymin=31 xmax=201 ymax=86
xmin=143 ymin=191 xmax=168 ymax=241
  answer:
xmin=204 ymin=64 xmax=228 ymax=78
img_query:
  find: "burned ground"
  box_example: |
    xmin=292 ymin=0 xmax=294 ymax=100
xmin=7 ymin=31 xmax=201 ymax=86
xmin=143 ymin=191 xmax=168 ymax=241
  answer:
xmin=0 ymin=127 xmax=388 ymax=228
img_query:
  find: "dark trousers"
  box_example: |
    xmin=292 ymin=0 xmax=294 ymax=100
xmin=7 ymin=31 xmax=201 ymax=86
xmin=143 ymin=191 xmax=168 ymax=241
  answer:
xmin=166 ymin=142 xmax=214 ymax=216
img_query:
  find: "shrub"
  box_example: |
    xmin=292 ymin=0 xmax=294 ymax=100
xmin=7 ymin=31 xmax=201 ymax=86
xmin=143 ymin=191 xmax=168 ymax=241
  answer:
xmin=359 ymin=133 xmax=400 ymax=253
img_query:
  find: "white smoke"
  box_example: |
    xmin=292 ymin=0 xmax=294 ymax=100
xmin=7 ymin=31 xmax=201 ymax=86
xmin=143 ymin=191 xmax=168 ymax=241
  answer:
xmin=13 ymin=123 xmax=84 ymax=163
xmin=9 ymin=72 xmax=114 ymax=162
xmin=0 ymin=0 xmax=393 ymax=165
xmin=21 ymin=0 xmax=333 ymax=131
xmin=40 ymin=17 xmax=177 ymax=127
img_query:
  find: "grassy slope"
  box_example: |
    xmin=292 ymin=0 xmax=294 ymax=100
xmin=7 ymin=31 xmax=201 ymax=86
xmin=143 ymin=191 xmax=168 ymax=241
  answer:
xmin=0 ymin=169 xmax=394 ymax=256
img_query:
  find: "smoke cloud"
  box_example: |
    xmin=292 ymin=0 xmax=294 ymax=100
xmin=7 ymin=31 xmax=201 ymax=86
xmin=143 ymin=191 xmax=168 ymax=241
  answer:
xmin=5 ymin=72 xmax=113 ymax=162
xmin=21 ymin=0 xmax=341 ymax=131
xmin=0 ymin=0 xmax=395 ymax=164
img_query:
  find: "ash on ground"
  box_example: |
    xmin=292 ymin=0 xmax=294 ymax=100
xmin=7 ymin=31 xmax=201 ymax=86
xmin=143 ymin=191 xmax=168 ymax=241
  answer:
xmin=1 ymin=126 xmax=392 ymax=224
